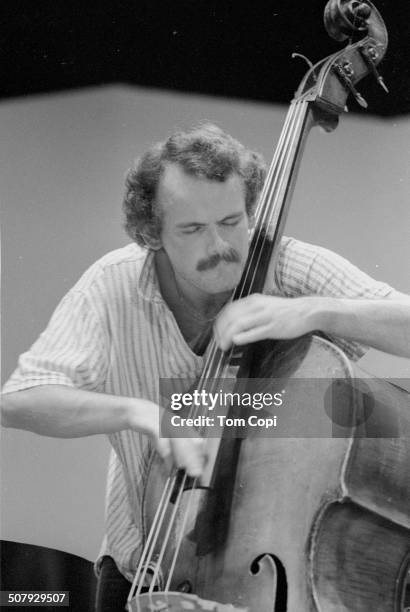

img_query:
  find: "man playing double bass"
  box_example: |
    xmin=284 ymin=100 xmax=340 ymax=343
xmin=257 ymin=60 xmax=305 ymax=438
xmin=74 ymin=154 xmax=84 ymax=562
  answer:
xmin=2 ymin=123 xmax=410 ymax=611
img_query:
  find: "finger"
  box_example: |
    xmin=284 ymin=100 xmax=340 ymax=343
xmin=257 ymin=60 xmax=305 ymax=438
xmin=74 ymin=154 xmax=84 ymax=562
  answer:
xmin=173 ymin=437 xmax=207 ymax=478
xmin=232 ymin=323 xmax=274 ymax=345
xmin=182 ymin=438 xmax=207 ymax=477
xmin=217 ymin=313 xmax=269 ymax=350
xmin=155 ymin=437 xmax=174 ymax=472
xmin=216 ymin=298 xmax=262 ymax=329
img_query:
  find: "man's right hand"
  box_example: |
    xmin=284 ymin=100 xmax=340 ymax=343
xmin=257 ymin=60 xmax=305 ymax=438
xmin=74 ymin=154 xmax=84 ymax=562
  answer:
xmin=127 ymin=398 xmax=207 ymax=478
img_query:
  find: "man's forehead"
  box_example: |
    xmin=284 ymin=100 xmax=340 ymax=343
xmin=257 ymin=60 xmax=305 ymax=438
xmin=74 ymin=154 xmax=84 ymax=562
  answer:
xmin=158 ymin=164 xmax=195 ymax=200
xmin=157 ymin=163 xmax=245 ymax=207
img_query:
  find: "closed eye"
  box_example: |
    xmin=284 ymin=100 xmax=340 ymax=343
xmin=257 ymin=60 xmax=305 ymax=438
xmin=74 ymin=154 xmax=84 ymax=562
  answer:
xmin=220 ymin=218 xmax=241 ymax=227
xmin=181 ymin=225 xmax=203 ymax=234
xmin=219 ymin=213 xmax=244 ymax=227
xmin=179 ymin=213 xmax=244 ymax=234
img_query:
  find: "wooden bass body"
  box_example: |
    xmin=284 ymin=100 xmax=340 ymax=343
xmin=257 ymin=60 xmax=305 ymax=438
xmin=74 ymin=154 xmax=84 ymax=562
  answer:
xmin=138 ymin=335 xmax=410 ymax=611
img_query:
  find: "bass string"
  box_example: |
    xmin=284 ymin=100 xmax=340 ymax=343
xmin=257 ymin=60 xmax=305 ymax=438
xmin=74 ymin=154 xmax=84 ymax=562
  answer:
xmin=236 ymin=99 xmax=310 ymax=308
xmin=127 ymin=473 xmax=176 ymax=601
xmin=130 ymin=98 xmax=310 ymax=602
xmin=145 ymin=467 xmax=191 ymax=594
xmin=163 ymin=471 xmax=200 ymax=593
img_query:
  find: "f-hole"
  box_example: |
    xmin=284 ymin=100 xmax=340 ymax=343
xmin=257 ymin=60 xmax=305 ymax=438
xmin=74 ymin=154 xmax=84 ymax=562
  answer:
xmin=250 ymin=553 xmax=288 ymax=611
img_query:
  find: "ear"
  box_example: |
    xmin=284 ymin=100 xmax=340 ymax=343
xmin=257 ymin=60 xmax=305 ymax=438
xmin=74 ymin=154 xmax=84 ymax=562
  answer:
xmin=147 ymin=238 xmax=162 ymax=251
xmin=138 ymin=227 xmax=162 ymax=250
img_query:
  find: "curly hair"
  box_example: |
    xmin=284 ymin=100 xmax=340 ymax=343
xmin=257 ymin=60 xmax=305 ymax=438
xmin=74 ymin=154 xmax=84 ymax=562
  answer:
xmin=123 ymin=123 xmax=267 ymax=248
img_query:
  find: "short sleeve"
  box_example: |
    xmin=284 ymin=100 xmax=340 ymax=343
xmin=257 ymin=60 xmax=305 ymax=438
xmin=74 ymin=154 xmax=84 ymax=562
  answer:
xmin=274 ymin=237 xmax=394 ymax=299
xmin=271 ymin=237 xmax=395 ymax=360
xmin=2 ymin=290 xmax=110 ymax=394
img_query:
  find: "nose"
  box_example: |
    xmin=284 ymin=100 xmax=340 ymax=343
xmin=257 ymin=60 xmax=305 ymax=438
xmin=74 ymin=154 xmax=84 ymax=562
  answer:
xmin=205 ymin=225 xmax=227 ymax=256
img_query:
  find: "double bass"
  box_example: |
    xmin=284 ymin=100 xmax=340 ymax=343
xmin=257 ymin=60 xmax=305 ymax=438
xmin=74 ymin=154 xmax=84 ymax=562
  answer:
xmin=127 ymin=1 xmax=410 ymax=610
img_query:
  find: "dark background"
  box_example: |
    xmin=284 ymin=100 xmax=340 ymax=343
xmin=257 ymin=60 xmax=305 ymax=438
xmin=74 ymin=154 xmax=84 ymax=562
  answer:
xmin=2 ymin=0 xmax=409 ymax=116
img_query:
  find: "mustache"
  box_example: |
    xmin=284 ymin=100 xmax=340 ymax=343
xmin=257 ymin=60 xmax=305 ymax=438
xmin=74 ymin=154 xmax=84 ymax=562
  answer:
xmin=196 ymin=247 xmax=241 ymax=272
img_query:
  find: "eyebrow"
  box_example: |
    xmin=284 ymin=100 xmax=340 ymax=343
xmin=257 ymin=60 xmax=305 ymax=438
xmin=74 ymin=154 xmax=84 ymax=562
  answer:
xmin=176 ymin=212 xmax=244 ymax=229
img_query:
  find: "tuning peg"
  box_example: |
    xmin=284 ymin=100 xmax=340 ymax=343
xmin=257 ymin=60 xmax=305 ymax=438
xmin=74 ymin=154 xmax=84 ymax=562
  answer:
xmin=360 ymin=44 xmax=389 ymax=93
xmin=333 ymin=62 xmax=368 ymax=108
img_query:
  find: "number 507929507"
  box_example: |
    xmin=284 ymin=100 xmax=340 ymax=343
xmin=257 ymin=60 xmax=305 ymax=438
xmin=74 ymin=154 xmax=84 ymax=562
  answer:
xmin=0 ymin=591 xmax=69 ymax=606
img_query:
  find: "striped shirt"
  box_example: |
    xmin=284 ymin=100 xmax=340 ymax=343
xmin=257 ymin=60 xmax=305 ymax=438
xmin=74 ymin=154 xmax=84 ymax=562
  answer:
xmin=2 ymin=237 xmax=393 ymax=580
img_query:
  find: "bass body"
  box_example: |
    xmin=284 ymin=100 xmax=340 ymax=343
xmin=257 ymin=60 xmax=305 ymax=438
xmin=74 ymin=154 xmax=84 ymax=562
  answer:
xmin=141 ymin=335 xmax=410 ymax=611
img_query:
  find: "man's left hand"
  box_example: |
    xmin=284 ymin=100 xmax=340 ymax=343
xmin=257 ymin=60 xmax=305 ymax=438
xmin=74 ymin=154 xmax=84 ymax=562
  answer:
xmin=214 ymin=294 xmax=318 ymax=351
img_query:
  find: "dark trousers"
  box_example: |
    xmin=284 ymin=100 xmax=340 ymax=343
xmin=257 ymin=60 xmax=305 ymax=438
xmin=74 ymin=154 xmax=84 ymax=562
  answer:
xmin=95 ymin=556 xmax=132 ymax=612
